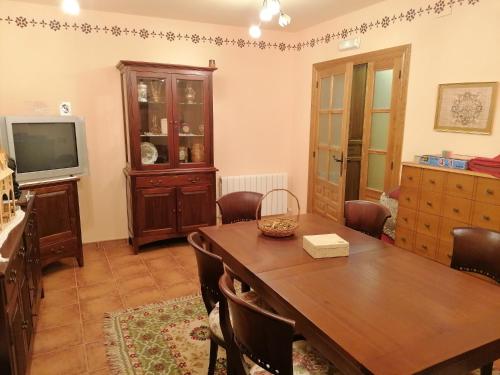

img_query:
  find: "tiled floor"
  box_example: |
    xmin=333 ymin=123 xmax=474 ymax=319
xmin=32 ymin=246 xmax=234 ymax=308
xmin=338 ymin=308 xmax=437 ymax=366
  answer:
xmin=30 ymin=239 xmax=200 ymax=375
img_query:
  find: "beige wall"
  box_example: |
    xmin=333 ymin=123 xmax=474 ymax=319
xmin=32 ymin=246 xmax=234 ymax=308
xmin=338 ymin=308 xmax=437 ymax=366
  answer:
xmin=1 ymin=0 xmax=498 ymax=243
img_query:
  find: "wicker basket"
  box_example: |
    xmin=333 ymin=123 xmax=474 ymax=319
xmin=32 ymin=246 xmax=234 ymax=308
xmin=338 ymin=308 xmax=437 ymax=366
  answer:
xmin=256 ymin=189 xmax=300 ymax=238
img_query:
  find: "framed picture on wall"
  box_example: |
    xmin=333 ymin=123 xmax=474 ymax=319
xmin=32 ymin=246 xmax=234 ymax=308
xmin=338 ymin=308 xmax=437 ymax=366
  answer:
xmin=434 ymin=82 xmax=498 ymax=134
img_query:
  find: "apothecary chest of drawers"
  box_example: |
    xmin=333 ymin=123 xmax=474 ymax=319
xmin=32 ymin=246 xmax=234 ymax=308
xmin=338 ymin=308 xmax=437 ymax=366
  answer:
xmin=395 ymin=162 xmax=499 ymax=265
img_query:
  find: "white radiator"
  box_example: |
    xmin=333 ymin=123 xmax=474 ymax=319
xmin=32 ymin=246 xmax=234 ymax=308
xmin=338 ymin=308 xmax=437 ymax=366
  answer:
xmin=219 ymin=173 xmax=288 ymax=216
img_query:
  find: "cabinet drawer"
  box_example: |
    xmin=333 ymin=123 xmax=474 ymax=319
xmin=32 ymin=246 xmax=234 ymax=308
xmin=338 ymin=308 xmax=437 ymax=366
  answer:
xmin=475 ymin=177 xmax=500 ymax=205
xmin=41 ymin=238 xmax=78 ymax=260
xmin=442 ymin=196 xmax=472 ymax=222
xmin=419 ymin=190 xmax=442 ymax=216
xmin=436 ymin=240 xmax=453 ymax=266
xmin=445 ymin=174 xmax=475 ymax=199
xmin=399 ymin=187 xmax=419 ymax=210
xmin=439 ymin=218 xmax=468 ymax=243
xmin=421 ymin=169 xmax=446 ymax=192
xmin=136 ymin=173 xmax=211 ymax=188
xmin=4 ymin=253 xmax=22 ymax=303
xmin=414 ymin=233 xmax=437 ymax=259
xmin=401 ymin=166 xmax=421 ymax=188
xmin=416 ymin=212 xmax=440 ymax=238
xmin=471 ymin=201 xmax=500 ymax=231
xmin=395 ymin=226 xmax=414 ymax=251
xmin=397 ymin=207 xmax=417 ymax=229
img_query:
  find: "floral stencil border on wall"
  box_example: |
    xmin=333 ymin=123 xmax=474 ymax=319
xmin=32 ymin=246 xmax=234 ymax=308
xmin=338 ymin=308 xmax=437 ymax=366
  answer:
xmin=0 ymin=0 xmax=481 ymax=52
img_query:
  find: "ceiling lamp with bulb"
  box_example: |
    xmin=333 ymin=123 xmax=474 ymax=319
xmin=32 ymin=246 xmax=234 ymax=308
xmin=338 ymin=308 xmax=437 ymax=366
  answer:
xmin=61 ymin=0 xmax=80 ymax=15
xmin=249 ymin=0 xmax=291 ymax=39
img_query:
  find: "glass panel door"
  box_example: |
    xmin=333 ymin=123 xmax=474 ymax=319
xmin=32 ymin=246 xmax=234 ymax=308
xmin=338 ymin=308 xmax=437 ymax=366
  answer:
xmin=174 ymin=77 xmax=207 ymax=165
xmin=136 ymin=75 xmax=171 ymax=167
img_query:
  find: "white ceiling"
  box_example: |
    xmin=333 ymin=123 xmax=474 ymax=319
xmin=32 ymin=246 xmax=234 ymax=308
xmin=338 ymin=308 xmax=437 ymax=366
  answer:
xmin=12 ymin=0 xmax=386 ymax=31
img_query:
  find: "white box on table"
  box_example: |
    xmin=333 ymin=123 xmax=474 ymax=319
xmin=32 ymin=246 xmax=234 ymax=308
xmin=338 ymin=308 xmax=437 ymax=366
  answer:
xmin=303 ymin=233 xmax=349 ymax=258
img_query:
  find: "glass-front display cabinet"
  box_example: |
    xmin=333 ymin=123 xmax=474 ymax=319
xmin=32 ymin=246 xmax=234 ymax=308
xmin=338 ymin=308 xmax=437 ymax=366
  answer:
xmin=117 ymin=61 xmax=217 ymax=253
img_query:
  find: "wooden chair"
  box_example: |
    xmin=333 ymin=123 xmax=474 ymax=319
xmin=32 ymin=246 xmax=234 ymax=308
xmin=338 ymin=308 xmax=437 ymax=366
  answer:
xmin=217 ymin=191 xmax=263 ymax=224
xmin=344 ymin=200 xmax=391 ymax=239
xmin=218 ymin=272 xmax=335 ymax=375
xmin=187 ymin=232 xmax=257 ymax=375
xmin=450 ymin=227 xmax=499 ymax=375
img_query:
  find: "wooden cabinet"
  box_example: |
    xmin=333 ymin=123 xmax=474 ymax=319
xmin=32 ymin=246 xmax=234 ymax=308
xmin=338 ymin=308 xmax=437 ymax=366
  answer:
xmin=395 ymin=163 xmax=500 ymax=265
xmin=20 ymin=178 xmax=83 ymax=267
xmin=118 ymin=61 xmax=217 ymax=253
xmin=0 ymin=193 xmax=43 ymax=375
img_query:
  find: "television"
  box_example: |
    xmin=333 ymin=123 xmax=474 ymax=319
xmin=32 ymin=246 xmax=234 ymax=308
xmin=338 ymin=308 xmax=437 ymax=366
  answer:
xmin=0 ymin=116 xmax=89 ymax=183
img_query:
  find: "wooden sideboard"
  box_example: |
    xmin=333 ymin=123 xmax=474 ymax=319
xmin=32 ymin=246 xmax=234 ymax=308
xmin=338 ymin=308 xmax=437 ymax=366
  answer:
xmin=20 ymin=178 xmax=83 ymax=267
xmin=395 ymin=162 xmax=499 ymax=265
xmin=0 ymin=193 xmax=43 ymax=375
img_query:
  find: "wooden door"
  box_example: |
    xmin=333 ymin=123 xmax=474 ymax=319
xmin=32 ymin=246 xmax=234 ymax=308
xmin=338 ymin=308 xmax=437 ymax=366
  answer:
xmin=359 ymin=56 xmax=404 ymax=201
xmin=308 ymin=64 xmax=353 ymax=221
xmin=136 ymin=187 xmax=177 ymax=237
xmin=177 ymin=184 xmax=212 ymax=232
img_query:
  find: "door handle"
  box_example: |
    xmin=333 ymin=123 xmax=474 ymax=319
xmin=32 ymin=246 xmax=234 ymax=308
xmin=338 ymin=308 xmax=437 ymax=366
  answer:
xmin=333 ymin=152 xmax=344 ymax=176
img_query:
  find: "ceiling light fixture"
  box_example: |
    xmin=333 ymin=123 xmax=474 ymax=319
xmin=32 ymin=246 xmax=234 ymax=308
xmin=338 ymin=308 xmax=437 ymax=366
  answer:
xmin=61 ymin=0 xmax=80 ymax=15
xmin=249 ymin=0 xmax=291 ymax=38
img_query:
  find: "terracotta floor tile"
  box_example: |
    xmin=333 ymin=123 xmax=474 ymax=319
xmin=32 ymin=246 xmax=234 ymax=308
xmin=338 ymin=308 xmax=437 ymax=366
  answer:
xmin=85 ymin=341 xmax=108 ymax=372
xmin=151 ymin=267 xmax=191 ymax=288
xmin=78 ymin=281 xmax=119 ymax=302
xmin=76 ymin=263 xmax=114 ymax=287
xmin=145 ymin=255 xmax=178 ymax=272
xmin=83 ymin=257 xmax=111 ymax=269
xmin=80 ymin=295 xmax=123 ymax=321
xmin=40 ymin=287 xmax=78 ymax=307
xmin=37 ymin=303 xmax=81 ymax=331
xmin=31 ymin=345 xmax=87 ymax=375
xmin=116 ymin=274 xmax=157 ymax=295
xmin=33 ymin=323 xmax=83 ymax=354
xmin=139 ymin=246 xmax=177 ymax=261
xmin=104 ymin=245 xmax=134 ymax=258
xmin=100 ymin=239 xmax=129 ymax=249
xmin=112 ymin=262 xmax=150 ymax=279
xmin=123 ymin=287 xmax=165 ymax=308
xmin=162 ymin=282 xmax=199 ymax=300
xmin=42 ymin=268 xmax=76 ymax=292
xmin=107 ymin=254 xmax=143 ymax=267
xmin=83 ymin=320 xmax=105 ymax=343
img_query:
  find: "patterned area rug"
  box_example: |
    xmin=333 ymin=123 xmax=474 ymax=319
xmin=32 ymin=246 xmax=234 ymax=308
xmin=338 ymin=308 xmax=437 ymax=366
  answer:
xmin=104 ymin=294 xmax=499 ymax=375
xmin=104 ymin=294 xmax=226 ymax=375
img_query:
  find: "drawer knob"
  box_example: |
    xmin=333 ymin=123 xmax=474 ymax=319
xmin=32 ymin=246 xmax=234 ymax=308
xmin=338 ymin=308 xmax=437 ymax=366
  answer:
xmin=426 ymin=201 xmax=433 ymax=207
xmin=405 ymin=197 xmax=410 ymax=202
xmin=447 ymin=252 xmax=452 ymax=259
xmin=408 ymin=176 xmax=413 ymax=181
xmin=482 ymin=215 xmax=491 ymax=221
xmin=403 ymin=217 xmax=408 ymax=222
xmin=456 ymin=184 xmax=463 ymax=190
xmin=429 ymin=179 xmax=436 ymax=184
xmin=486 ymin=189 xmax=494 ymax=195
xmin=189 ymin=177 xmax=201 ymax=183
xmin=452 ymin=208 xmax=460 ymax=214
xmin=21 ymin=321 xmax=28 ymax=330
xmin=171 ymin=208 xmax=176 ymax=213
xmin=401 ymin=238 xmax=406 ymax=243
xmin=422 ymin=245 xmax=428 ymax=250
xmin=424 ymin=223 xmax=430 ymax=229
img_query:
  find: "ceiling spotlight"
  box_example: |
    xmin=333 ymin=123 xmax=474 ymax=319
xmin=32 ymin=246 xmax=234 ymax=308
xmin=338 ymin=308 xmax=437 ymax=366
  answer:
xmin=61 ymin=0 xmax=80 ymax=15
xmin=259 ymin=8 xmax=273 ymax=22
xmin=278 ymin=13 xmax=291 ymax=27
xmin=265 ymin=0 xmax=281 ymax=16
xmin=249 ymin=24 xmax=262 ymax=39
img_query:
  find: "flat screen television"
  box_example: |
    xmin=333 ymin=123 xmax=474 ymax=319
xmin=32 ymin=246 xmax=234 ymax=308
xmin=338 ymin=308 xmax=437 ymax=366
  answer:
xmin=0 ymin=116 xmax=88 ymax=183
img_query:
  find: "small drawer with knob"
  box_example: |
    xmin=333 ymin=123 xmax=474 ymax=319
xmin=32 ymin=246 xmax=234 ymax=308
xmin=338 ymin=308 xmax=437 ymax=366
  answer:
xmin=471 ymin=201 xmax=500 ymax=231
xmin=41 ymin=238 xmax=78 ymax=262
xmin=397 ymin=207 xmax=417 ymax=229
xmin=419 ymin=190 xmax=443 ymax=216
xmin=399 ymin=187 xmax=419 ymax=210
xmin=475 ymin=177 xmax=500 ymax=205
xmin=436 ymin=240 xmax=453 ymax=266
xmin=395 ymin=226 xmax=414 ymax=251
xmin=442 ymin=195 xmax=472 ymax=222
xmin=401 ymin=166 xmax=421 ymax=188
xmin=445 ymin=174 xmax=474 ymax=199
xmin=136 ymin=174 xmax=211 ymax=188
xmin=421 ymin=169 xmax=446 ymax=192
xmin=416 ymin=212 xmax=440 ymax=238
xmin=439 ymin=218 xmax=468 ymax=243
xmin=414 ymin=233 xmax=437 ymax=259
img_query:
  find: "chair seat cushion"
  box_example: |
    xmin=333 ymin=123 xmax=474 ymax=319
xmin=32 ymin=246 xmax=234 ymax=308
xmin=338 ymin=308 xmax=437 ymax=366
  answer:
xmin=208 ymin=290 xmax=262 ymax=342
xmin=249 ymin=340 xmax=335 ymax=375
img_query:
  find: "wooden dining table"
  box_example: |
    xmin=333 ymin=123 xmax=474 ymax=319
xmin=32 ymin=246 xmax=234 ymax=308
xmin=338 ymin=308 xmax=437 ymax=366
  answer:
xmin=199 ymin=214 xmax=500 ymax=375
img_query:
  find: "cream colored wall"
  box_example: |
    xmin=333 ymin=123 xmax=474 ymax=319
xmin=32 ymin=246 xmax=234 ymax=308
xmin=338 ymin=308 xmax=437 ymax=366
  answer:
xmin=1 ymin=0 xmax=498 ymax=242
xmin=291 ymin=0 xmax=500 ymax=207
xmin=0 ymin=1 xmax=295 ymax=243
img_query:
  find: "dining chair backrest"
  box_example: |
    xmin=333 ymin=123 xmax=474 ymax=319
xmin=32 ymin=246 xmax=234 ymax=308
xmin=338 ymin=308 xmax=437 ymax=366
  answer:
xmin=451 ymin=227 xmax=500 ymax=284
xmin=187 ymin=232 xmax=224 ymax=313
xmin=217 ymin=191 xmax=263 ymax=224
xmin=344 ymin=200 xmax=391 ymax=239
xmin=218 ymin=272 xmax=295 ymax=375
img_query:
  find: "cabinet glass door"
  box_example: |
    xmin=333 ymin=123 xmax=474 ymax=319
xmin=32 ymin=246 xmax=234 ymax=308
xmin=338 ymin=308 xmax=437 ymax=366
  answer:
xmin=136 ymin=75 xmax=171 ymax=167
xmin=174 ymin=76 xmax=207 ymax=166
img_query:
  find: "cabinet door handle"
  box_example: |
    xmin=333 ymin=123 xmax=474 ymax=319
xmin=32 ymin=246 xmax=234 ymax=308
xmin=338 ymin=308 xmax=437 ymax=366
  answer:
xmin=486 ymin=188 xmax=494 ymax=195
xmin=21 ymin=321 xmax=28 ymax=330
xmin=456 ymin=184 xmax=463 ymax=190
xmin=482 ymin=215 xmax=491 ymax=221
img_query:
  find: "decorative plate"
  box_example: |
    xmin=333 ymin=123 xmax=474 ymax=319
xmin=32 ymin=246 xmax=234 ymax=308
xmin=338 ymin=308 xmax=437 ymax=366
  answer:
xmin=140 ymin=142 xmax=158 ymax=165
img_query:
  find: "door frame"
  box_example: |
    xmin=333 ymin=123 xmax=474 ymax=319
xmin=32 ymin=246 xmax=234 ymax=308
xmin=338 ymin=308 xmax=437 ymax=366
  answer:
xmin=307 ymin=44 xmax=411 ymax=213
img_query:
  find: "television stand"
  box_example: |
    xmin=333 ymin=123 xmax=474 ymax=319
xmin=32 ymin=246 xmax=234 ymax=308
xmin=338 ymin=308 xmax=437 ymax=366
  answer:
xmin=20 ymin=177 xmax=84 ymax=267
